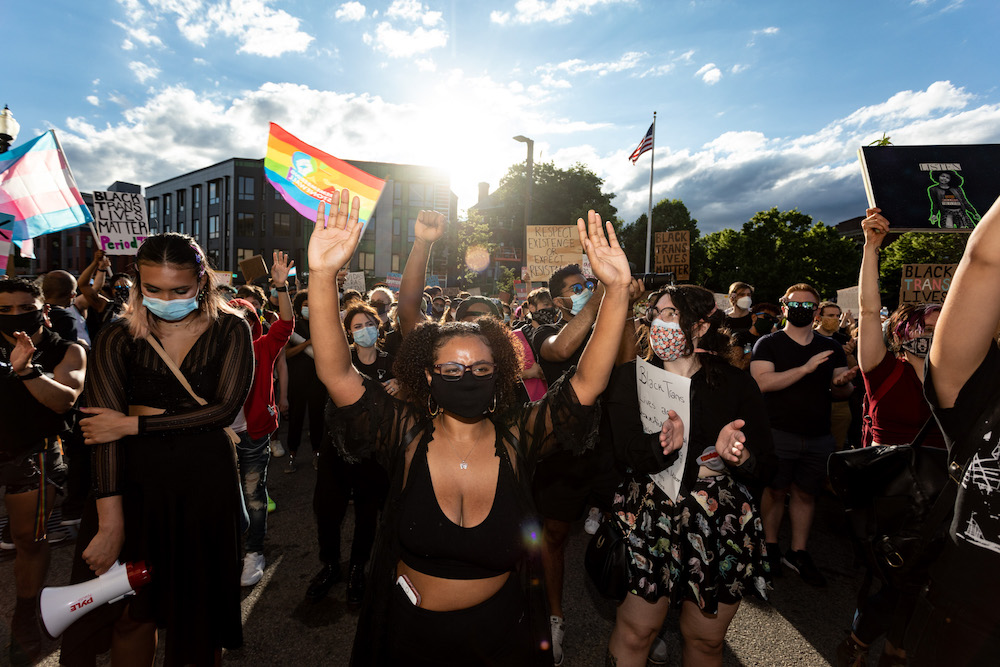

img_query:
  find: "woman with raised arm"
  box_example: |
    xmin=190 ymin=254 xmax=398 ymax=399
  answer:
xmin=308 ymin=189 xmax=631 ymax=666
xmin=836 ymin=208 xmax=944 ymax=667
xmin=63 ymin=233 xmax=253 ymax=667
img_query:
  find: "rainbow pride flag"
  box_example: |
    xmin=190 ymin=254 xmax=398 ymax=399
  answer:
xmin=264 ymin=123 xmax=385 ymax=234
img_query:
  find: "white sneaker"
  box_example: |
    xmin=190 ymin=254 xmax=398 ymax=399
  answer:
xmin=270 ymin=438 xmax=286 ymax=457
xmin=584 ymin=506 xmax=602 ymax=535
xmin=241 ymin=552 xmax=265 ymax=587
xmin=550 ymin=615 xmax=565 ymax=666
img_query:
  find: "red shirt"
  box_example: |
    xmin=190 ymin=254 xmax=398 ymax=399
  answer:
xmin=861 ymin=350 xmax=945 ymax=448
xmin=245 ymin=317 xmax=293 ymax=439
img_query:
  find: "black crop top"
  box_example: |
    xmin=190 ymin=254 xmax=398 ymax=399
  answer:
xmin=398 ymin=439 xmax=523 ymax=579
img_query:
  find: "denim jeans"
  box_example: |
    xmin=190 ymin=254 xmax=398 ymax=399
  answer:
xmin=235 ymin=431 xmax=271 ymax=553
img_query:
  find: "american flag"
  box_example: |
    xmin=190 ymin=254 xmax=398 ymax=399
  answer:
xmin=629 ymin=123 xmax=654 ymax=164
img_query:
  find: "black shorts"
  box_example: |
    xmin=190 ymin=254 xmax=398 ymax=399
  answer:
xmin=531 ymin=448 xmax=619 ymax=522
xmin=768 ymin=429 xmax=835 ymax=496
xmin=0 ymin=438 xmax=67 ymax=496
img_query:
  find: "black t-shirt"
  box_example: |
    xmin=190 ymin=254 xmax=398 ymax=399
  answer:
xmin=351 ymin=346 xmax=395 ymax=383
xmin=731 ymin=329 xmax=760 ymax=355
xmin=725 ymin=312 xmax=753 ymax=333
xmin=924 ymin=342 xmax=1000 ymax=620
xmin=751 ymin=330 xmax=847 ymax=436
xmin=47 ymin=306 xmax=78 ymax=342
xmin=528 ymin=320 xmax=591 ymax=386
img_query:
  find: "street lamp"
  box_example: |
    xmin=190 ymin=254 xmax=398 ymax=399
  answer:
xmin=513 ymin=135 xmax=533 ymax=283
xmin=0 ymin=105 xmax=19 ymax=154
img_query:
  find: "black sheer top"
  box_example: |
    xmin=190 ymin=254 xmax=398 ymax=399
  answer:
xmin=87 ymin=314 xmax=254 ymax=497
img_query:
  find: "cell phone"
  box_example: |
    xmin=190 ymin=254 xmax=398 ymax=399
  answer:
xmin=396 ymin=574 xmax=421 ymax=607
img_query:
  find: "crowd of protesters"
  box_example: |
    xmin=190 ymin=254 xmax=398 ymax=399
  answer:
xmin=1 ymin=190 xmax=999 ymax=666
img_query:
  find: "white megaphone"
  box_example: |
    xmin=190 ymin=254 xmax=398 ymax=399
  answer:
xmin=38 ymin=560 xmax=152 ymax=638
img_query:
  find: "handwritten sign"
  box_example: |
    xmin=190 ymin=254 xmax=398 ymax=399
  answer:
xmin=899 ymin=263 xmax=957 ymax=304
xmin=836 ymin=286 xmax=860 ymax=317
xmin=211 ymin=270 xmax=233 ymax=287
xmin=653 ymin=230 xmax=690 ymax=280
xmin=525 ymin=225 xmax=583 ymax=282
xmin=344 ymin=271 xmax=367 ymax=294
xmin=92 ymin=191 xmax=149 ymax=255
xmin=385 ymin=271 xmax=402 ymax=293
xmin=514 ymin=280 xmax=528 ymax=302
xmin=635 ymin=357 xmax=691 ymax=500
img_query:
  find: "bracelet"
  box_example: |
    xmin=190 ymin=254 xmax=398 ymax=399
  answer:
xmin=16 ymin=365 xmax=44 ymax=381
xmin=275 ymin=285 xmax=288 ymax=293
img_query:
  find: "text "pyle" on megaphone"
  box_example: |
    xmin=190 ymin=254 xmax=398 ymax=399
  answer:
xmin=38 ymin=560 xmax=151 ymax=638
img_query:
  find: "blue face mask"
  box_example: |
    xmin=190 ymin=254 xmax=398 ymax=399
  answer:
xmin=143 ymin=294 xmax=199 ymax=322
xmin=353 ymin=324 xmax=379 ymax=348
xmin=569 ymin=288 xmax=592 ymax=316
xmin=300 ymin=306 xmax=309 ymax=320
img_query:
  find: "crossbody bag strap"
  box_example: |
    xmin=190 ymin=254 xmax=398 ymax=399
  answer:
xmin=145 ymin=335 xmax=240 ymax=445
xmin=871 ymin=360 xmax=906 ymax=405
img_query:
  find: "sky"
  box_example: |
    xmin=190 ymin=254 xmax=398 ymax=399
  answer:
xmin=6 ymin=0 xmax=1000 ymax=234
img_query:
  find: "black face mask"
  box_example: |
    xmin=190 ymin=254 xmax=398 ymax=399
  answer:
xmin=373 ymin=302 xmax=389 ymax=315
xmin=785 ymin=306 xmax=815 ymax=328
xmin=754 ymin=315 xmax=776 ymax=333
xmin=900 ymin=335 xmax=932 ymax=358
xmin=429 ymin=373 xmax=497 ymax=419
xmin=0 ymin=310 xmax=45 ymax=338
xmin=531 ymin=307 xmax=560 ymax=325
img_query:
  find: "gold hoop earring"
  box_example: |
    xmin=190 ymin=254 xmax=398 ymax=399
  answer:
xmin=488 ymin=394 xmax=497 ymax=413
xmin=428 ymin=394 xmax=440 ymax=417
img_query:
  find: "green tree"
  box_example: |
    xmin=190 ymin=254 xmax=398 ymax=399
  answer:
xmin=878 ymin=232 xmax=968 ymax=307
xmin=491 ymin=161 xmax=618 ymax=229
xmin=453 ymin=209 xmax=497 ymax=289
xmin=618 ymin=198 xmax=703 ymax=274
xmin=496 ymin=266 xmax=516 ymax=294
xmin=695 ymin=208 xmax=861 ymax=303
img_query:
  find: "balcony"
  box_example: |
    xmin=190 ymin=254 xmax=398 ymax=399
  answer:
xmin=493 ymin=247 xmax=521 ymax=262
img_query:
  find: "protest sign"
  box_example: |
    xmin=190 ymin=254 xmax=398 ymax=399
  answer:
xmin=836 ymin=286 xmax=860 ymax=317
xmin=525 ymin=225 xmax=583 ymax=283
xmin=899 ymin=264 xmax=957 ymax=304
xmin=653 ymin=230 xmax=690 ymax=280
xmin=344 ymin=271 xmax=367 ymax=294
xmin=635 ymin=358 xmax=691 ymax=500
xmin=239 ymin=255 xmax=268 ymax=283
xmin=211 ymin=270 xmax=233 ymax=287
xmin=385 ymin=272 xmax=402 ymax=293
xmin=92 ymin=191 xmax=149 ymax=255
xmin=514 ymin=280 xmax=528 ymax=302
xmin=858 ymin=144 xmax=1000 ymax=232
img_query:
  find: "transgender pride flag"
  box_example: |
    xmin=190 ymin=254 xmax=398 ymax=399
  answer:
xmin=264 ymin=123 xmax=385 ymax=235
xmin=0 ymin=130 xmax=94 ymax=254
xmin=0 ymin=213 xmax=13 ymax=274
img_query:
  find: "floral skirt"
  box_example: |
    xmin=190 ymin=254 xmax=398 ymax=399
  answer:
xmin=612 ymin=473 xmax=771 ymax=613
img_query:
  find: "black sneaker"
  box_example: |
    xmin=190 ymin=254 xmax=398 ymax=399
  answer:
xmin=782 ymin=550 xmax=826 ymax=587
xmin=9 ymin=601 xmax=42 ymax=667
xmin=346 ymin=564 xmax=365 ymax=610
xmin=305 ymin=563 xmax=341 ymax=602
xmin=764 ymin=542 xmax=782 ymax=577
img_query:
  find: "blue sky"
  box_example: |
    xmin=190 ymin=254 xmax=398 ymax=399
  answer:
xmin=7 ymin=0 xmax=1000 ymax=233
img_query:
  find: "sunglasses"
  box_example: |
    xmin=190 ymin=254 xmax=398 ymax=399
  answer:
xmin=562 ymin=280 xmax=596 ymax=296
xmin=785 ymin=301 xmax=817 ymax=310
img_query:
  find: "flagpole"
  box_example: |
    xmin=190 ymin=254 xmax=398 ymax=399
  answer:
xmin=644 ymin=112 xmax=656 ymax=273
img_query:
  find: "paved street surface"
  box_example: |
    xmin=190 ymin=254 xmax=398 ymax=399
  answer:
xmin=2 ymin=424 xmax=873 ymax=666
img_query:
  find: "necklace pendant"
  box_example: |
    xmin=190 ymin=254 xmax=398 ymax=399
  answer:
xmin=460 ymin=461 xmax=468 ymax=470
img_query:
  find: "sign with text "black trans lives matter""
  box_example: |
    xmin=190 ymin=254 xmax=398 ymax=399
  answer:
xmin=858 ymin=144 xmax=1000 ymax=232
xmin=92 ymin=191 xmax=150 ymax=255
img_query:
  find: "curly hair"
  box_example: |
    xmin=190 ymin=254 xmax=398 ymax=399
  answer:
xmin=393 ymin=317 xmax=525 ymax=424
xmin=641 ymin=284 xmax=739 ymax=385
xmin=886 ymin=303 xmax=941 ymax=354
xmin=0 ymin=277 xmax=42 ymax=300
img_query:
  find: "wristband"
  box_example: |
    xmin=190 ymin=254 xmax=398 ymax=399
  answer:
xmin=16 ymin=365 xmax=44 ymax=381
xmin=275 ymin=285 xmax=288 ymax=293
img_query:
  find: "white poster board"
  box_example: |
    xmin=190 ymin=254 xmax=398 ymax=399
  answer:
xmin=635 ymin=357 xmax=691 ymax=500
xmin=836 ymin=286 xmax=859 ymax=318
xmin=92 ymin=191 xmax=149 ymax=255
xmin=344 ymin=271 xmax=367 ymax=294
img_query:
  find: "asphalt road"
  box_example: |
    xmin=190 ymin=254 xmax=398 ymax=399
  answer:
xmin=2 ymin=423 xmax=872 ymax=666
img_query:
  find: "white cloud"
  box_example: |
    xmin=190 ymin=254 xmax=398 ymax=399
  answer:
xmin=335 ymin=1 xmax=367 ymax=21
xmin=114 ymin=21 xmax=165 ymax=49
xmin=731 ymin=63 xmax=749 ymax=74
xmin=539 ymin=51 xmax=645 ymax=77
xmin=386 ymin=0 xmax=442 ymax=26
xmin=696 ymin=63 xmax=721 ymax=85
xmin=128 ymin=61 xmax=161 ymax=83
xmin=86 ymin=96 xmax=100 ymax=106
xmin=676 ymin=50 xmax=695 ymax=64
xmin=491 ymin=0 xmax=634 ymax=25
xmin=365 ymin=21 xmax=447 ymax=58
xmin=748 ymin=26 xmax=779 ymax=47
xmin=636 ymin=64 xmax=674 ymax=78
xmin=414 ymin=58 xmax=436 ymax=72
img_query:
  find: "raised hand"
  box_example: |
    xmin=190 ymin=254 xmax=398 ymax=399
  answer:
xmin=271 ymin=250 xmax=293 ymax=285
xmin=10 ymin=331 xmax=36 ymax=374
xmin=308 ymin=189 xmax=362 ymax=275
xmin=862 ymin=208 xmax=890 ymax=250
xmin=414 ymin=210 xmax=446 ymax=244
xmin=577 ymin=210 xmax=630 ymax=289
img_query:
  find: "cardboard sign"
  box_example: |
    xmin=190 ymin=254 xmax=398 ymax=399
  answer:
xmin=635 ymin=357 xmax=691 ymax=501
xmin=653 ymin=230 xmax=690 ymax=280
xmin=899 ymin=264 xmax=958 ymax=304
xmin=92 ymin=191 xmax=149 ymax=255
xmin=836 ymin=286 xmax=860 ymax=318
xmin=239 ymin=255 xmax=268 ymax=283
xmin=525 ymin=225 xmax=583 ymax=282
xmin=344 ymin=271 xmax=367 ymax=294
xmin=385 ymin=272 xmax=402 ymax=293
xmin=858 ymin=144 xmax=1000 ymax=232
xmin=211 ymin=270 xmax=233 ymax=287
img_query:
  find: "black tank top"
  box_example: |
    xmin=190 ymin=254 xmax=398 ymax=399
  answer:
xmin=398 ymin=438 xmax=523 ymax=579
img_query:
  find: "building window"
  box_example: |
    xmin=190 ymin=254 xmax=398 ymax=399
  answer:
xmin=236 ymin=212 xmax=255 ymax=237
xmin=192 ymin=186 xmax=201 ymax=208
xmin=393 ymin=182 xmax=402 ymax=205
xmin=392 ymin=254 xmax=400 ymax=272
xmin=148 ymin=198 xmax=158 ymax=221
xmin=86 ymin=236 xmax=93 ymax=249
xmin=359 ymin=252 xmax=375 ymax=271
xmin=209 ymin=249 xmax=220 ymax=266
xmin=192 ymin=219 xmax=200 ymax=237
xmin=409 ymin=185 xmax=423 ymax=207
xmin=209 ymin=215 xmax=220 ymax=239
xmin=408 ymin=218 xmax=416 ymax=242
xmin=163 ymin=223 xmax=171 ymax=233
xmin=177 ymin=190 xmax=185 ymax=213
xmin=274 ymin=212 xmax=291 ymax=236
xmin=238 ymin=176 xmax=255 ymax=201
xmin=164 ymin=194 xmax=171 ymax=217
xmin=237 ymin=248 xmax=255 ymax=261
xmin=177 ymin=220 xmax=186 ymax=234
xmin=393 ymin=217 xmax=400 ymax=236
xmin=295 ymin=216 xmax=303 ymax=238
xmin=209 ymin=182 xmax=219 ymax=204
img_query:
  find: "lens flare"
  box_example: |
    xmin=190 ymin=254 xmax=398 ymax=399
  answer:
xmin=464 ymin=245 xmax=491 ymax=273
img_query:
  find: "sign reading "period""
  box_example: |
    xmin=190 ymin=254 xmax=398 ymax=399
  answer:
xmin=92 ymin=191 xmax=150 ymax=255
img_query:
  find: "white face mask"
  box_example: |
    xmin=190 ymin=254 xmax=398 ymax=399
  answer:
xmin=735 ymin=296 xmax=752 ymax=310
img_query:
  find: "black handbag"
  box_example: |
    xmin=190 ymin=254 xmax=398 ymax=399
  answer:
xmin=828 ymin=419 xmax=950 ymax=588
xmin=584 ymin=519 xmax=631 ymax=601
